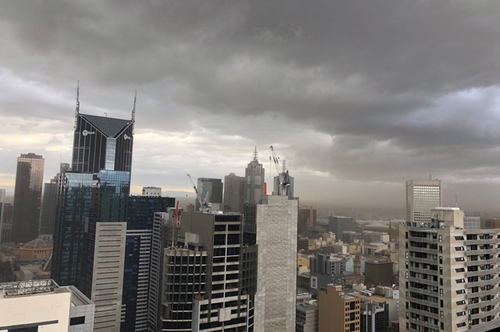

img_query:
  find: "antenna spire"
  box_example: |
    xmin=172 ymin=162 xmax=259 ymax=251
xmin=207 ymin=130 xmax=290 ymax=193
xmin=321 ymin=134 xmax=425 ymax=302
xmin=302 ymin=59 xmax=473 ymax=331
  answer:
xmin=131 ymin=91 xmax=137 ymax=135
xmin=253 ymin=146 xmax=258 ymax=161
xmin=74 ymin=81 xmax=80 ymax=129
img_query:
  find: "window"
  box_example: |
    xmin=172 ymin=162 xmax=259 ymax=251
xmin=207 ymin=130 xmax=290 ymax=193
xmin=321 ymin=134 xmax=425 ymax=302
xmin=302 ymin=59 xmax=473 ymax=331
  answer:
xmin=456 ymin=257 xmax=465 ymax=262
xmin=456 ymin=268 xmax=465 ymax=273
xmin=70 ymin=316 xmax=85 ymax=325
xmin=456 ymin=278 xmax=466 ymax=284
xmin=455 ymin=246 xmax=465 ymax=251
xmin=440 ymin=289 xmax=443 ymax=296
xmin=456 ymin=289 xmax=465 ymax=295
xmin=455 ymin=236 xmax=464 ymax=240
xmin=457 ymin=322 xmax=466 ymax=328
xmin=439 ymin=235 xmax=443 ymax=243
xmin=456 ymin=311 xmax=466 ymax=317
xmin=440 ymin=311 xmax=444 ymax=318
xmin=456 ymin=300 xmax=466 ymax=305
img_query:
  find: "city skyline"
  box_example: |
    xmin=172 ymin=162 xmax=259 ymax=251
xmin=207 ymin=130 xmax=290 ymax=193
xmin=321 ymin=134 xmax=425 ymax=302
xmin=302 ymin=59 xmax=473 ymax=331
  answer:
xmin=2 ymin=2 xmax=500 ymax=213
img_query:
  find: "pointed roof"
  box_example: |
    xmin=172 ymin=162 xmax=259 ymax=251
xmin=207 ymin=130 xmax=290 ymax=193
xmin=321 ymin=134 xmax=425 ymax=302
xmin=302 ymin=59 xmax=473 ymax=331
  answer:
xmin=80 ymin=113 xmax=132 ymax=138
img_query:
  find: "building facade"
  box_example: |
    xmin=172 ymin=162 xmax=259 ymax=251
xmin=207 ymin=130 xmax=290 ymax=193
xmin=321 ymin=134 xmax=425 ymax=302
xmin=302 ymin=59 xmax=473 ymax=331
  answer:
xmin=244 ymin=148 xmax=265 ymax=205
xmin=223 ymin=173 xmax=245 ymax=213
xmin=406 ymin=179 xmax=442 ymax=224
xmin=12 ymin=153 xmax=45 ymax=243
xmin=0 ymin=279 xmax=94 ymax=332
xmin=318 ymin=284 xmax=360 ymax=332
xmin=399 ymin=207 xmax=500 ymax=332
xmin=159 ymin=212 xmax=257 ymax=331
xmin=255 ymin=195 xmax=298 ymax=332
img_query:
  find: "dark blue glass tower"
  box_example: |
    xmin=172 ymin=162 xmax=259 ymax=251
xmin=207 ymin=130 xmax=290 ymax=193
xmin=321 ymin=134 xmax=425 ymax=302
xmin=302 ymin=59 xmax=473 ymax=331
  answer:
xmin=122 ymin=195 xmax=175 ymax=332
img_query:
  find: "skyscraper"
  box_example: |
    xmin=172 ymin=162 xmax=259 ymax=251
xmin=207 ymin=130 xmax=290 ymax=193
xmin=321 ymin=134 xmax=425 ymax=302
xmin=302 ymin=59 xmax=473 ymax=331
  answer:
xmin=40 ymin=163 xmax=70 ymax=236
xmin=195 ymin=178 xmax=223 ymax=211
xmin=245 ymin=147 xmax=265 ymax=204
xmin=255 ymin=195 xmax=298 ymax=332
xmin=159 ymin=211 xmax=258 ymax=331
xmin=123 ymin=195 xmax=175 ymax=332
xmin=52 ymin=91 xmax=136 ymax=331
xmin=223 ymin=173 xmax=244 ymax=212
xmin=0 ymin=189 xmax=5 ymax=245
xmin=273 ymin=172 xmax=294 ymax=198
xmin=399 ymin=207 xmax=500 ymax=331
xmin=406 ymin=179 xmax=442 ymax=223
xmin=72 ymin=112 xmax=134 ymax=173
xmin=11 ymin=153 xmax=44 ymax=243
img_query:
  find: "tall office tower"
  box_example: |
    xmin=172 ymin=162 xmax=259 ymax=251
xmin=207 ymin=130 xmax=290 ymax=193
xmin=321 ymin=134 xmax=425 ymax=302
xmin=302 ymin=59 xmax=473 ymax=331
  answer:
xmin=318 ymin=284 xmax=360 ymax=332
xmin=1 ymin=203 xmax=13 ymax=244
xmin=72 ymin=110 xmax=134 ymax=173
xmin=159 ymin=211 xmax=258 ymax=331
xmin=399 ymin=207 xmax=500 ymax=332
xmin=78 ymin=170 xmax=130 ymax=332
xmin=11 ymin=153 xmax=44 ymax=243
xmin=0 ymin=189 xmax=5 ymax=244
xmin=406 ymin=179 xmax=442 ymax=223
xmin=255 ymin=195 xmax=298 ymax=332
xmin=245 ymin=148 xmax=265 ymax=205
xmin=223 ymin=173 xmax=245 ymax=212
xmin=123 ymin=195 xmax=175 ymax=332
xmin=298 ymin=206 xmax=317 ymax=234
xmin=51 ymin=173 xmax=93 ymax=287
xmin=39 ymin=163 xmax=69 ymax=236
xmin=195 ymin=178 xmax=223 ymax=211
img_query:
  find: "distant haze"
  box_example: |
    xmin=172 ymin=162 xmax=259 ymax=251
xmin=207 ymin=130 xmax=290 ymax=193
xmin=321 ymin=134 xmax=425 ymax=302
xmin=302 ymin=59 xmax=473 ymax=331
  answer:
xmin=2 ymin=1 xmax=500 ymax=215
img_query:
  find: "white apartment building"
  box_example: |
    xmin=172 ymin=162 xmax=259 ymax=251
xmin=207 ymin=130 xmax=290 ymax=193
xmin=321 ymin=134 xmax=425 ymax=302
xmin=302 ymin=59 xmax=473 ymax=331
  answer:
xmin=399 ymin=207 xmax=500 ymax=332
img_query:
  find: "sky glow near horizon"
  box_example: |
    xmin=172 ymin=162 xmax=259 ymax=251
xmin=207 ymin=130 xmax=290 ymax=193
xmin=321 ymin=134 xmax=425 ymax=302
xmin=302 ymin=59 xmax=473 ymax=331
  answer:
xmin=2 ymin=1 xmax=500 ymax=213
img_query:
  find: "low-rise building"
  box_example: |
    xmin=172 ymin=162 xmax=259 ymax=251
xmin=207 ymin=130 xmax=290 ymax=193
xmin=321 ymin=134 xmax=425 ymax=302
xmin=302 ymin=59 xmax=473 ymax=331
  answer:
xmin=296 ymin=302 xmax=318 ymax=332
xmin=0 ymin=279 xmax=94 ymax=332
xmin=319 ymin=284 xmax=360 ymax=332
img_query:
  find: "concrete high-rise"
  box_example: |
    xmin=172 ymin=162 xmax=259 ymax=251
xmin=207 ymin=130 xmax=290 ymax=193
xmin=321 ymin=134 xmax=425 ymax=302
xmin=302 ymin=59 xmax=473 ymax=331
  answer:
xmin=406 ymin=179 xmax=442 ymax=223
xmin=399 ymin=207 xmax=500 ymax=331
xmin=255 ymin=195 xmax=298 ymax=331
xmin=11 ymin=153 xmax=44 ymax=243
xmin=223 ymin=173 xmax=244 ymax=212
xmin=159 ymin=211 xmax=257 ymax=331
xmin=195 ymin=178 xmax=223 ymax=211
xmin=245 ymin=148 xmax=265 ymax=205
xmin=0 ymin=189 xmax=5 ymax=245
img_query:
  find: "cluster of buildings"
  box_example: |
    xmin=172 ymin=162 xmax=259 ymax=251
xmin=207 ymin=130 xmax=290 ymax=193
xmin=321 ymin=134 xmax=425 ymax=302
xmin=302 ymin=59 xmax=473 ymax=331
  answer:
xmin=2 ymin=95 xmax=500 ymax=332
xmin=0 ymin=97 xmax=299 ymax=332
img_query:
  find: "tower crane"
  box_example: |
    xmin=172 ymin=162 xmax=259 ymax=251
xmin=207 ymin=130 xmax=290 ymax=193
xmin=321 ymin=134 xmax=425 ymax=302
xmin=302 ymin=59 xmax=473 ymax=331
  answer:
xmin=187 ymin=174 xmax=211 ymax=212
xmin=269 ymin=146 xmax=291 ymax=196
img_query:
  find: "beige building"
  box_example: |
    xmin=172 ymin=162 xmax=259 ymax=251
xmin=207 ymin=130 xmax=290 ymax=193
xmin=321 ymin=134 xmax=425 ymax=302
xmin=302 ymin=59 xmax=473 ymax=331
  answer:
xmin=399 ymin=207 xmax=500 ymax=331
xmin=406 ymin=179 xmax=442 ymax=224
xmin=18 ymin=238 xmax=52 ymax=260
xmin=319 ymin=284 xmax=360 ymax=332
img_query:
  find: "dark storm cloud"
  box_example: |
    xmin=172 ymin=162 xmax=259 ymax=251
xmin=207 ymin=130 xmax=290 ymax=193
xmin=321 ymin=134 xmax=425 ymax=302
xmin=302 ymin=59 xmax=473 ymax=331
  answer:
xmin=1 ymin=0 xmax=500 ymax=210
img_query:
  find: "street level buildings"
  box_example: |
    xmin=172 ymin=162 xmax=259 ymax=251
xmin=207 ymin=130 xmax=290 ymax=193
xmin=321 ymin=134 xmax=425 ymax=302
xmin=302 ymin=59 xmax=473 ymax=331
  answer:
xmin=11 ymin=153 xmax=44 ymax=243
xmin=318 ymin=284 xmax=360 ymax=332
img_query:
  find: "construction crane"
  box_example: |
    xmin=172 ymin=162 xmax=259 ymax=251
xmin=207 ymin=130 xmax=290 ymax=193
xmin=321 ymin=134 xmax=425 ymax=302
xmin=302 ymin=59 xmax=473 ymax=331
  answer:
xmin=269 ymin=145 xmax=291 ymax=196
xmin=187 ymin=174 xmax=204 ymax=210
xmin=187 ymin=174 xmax=211 ymax=212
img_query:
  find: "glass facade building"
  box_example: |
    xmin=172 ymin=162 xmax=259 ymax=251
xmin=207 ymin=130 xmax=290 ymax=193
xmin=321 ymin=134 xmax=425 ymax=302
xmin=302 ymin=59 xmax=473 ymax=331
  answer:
xmin=72 ymin=113 xmax=133 ymax=173
xmin=51 ymin=172 xmax=93 ymax=286
xmin=406 ymin=179 xmax=442 ymax=223
xmin=11 ymin=153 xmax=45 ymax=243
xmin=122 ymin=195 xmax=175 ymax=332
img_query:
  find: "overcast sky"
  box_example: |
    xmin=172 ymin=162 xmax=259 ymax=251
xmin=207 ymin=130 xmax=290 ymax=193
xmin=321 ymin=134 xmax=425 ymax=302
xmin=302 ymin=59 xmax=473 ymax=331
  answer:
xmin=2 ymin=1 xmax=500 ymax=214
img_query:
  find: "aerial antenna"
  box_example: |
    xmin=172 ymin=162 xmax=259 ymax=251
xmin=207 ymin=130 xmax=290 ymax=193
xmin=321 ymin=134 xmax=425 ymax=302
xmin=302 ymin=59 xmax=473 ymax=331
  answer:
xmin=253 ymin=146 xmax=258 ymax=161
xmin=429 ymin=174 xmax=432 ymax=180
xmin=455 ymin=195 xmax=458 ymax=207
xmin=132 ymin=90 xmax=137 ymax=135
xmin=74 ymin=81 xmax=80 ymax=129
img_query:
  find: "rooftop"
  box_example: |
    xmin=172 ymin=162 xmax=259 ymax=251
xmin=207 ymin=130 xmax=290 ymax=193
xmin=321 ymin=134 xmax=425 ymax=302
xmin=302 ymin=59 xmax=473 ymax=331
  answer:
xmin=80 ymin=113 xmax=131 ymax=138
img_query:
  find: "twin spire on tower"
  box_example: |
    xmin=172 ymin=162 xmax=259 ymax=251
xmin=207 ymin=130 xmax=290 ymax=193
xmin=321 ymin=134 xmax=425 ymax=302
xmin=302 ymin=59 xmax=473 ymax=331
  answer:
xmin=74 ymin=82 xmax=137 ymax=128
